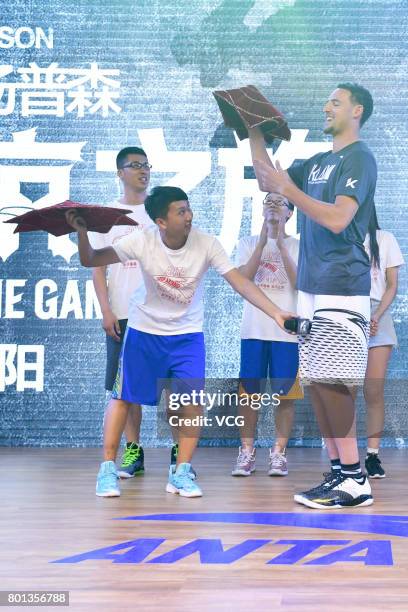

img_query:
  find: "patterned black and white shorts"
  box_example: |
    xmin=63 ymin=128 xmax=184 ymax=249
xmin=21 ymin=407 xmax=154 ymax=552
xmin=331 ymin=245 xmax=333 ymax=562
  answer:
xmin=297 ymin=292 xmax=370 ymax=385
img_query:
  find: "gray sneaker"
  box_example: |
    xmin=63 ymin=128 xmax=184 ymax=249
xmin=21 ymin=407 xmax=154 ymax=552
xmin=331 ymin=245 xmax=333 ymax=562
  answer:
xmin=231 ymin=447 xmax=256 ymax=476
xmin=268 ymin=450 xmax=288 ymax=476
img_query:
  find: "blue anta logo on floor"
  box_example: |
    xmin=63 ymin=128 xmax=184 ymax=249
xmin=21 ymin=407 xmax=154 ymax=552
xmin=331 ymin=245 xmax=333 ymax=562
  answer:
xmin=52 ymin=513 xmax=408 ymax=566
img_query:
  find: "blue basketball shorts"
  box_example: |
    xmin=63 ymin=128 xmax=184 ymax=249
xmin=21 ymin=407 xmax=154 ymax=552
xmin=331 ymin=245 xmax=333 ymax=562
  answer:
xmin=240 ymin=339 xmax=299 ymax=395
xmin=112 ymin=328 xmax=205 ymax=406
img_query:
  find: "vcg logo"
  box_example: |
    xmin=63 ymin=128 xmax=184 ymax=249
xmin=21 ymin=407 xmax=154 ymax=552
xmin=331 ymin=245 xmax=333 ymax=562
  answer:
xmin=0 ymin=26 xmax=53 ymax=49
xmin=52 ymin=513 xmax=408 ymax=566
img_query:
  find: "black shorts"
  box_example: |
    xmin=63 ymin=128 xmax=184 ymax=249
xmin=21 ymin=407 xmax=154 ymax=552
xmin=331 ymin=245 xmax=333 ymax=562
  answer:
xmin=105 ymin=318 xmax=128 ymax=391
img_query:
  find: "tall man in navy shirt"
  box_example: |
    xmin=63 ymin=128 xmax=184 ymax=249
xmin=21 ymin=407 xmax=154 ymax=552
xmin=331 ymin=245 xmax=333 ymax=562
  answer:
xmin=251 ymin=83 xmax=376 ymax=509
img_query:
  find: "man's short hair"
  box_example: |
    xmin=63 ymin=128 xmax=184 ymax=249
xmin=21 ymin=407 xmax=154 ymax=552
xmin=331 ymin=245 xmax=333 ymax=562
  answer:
xmin=145 ymin=186 xmax=189 ymax=222
xmin=337 ymin=82 xmax=374 ymax=126
xmin=116 ymin=146 xmax=147 ymax=169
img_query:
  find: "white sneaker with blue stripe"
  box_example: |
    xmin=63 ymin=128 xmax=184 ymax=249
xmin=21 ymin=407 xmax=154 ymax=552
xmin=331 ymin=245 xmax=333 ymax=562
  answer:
xmin=166 ymin=462 xmax=203 ymax=497
xmin=96 ymin=461 xmax=120 ymax=497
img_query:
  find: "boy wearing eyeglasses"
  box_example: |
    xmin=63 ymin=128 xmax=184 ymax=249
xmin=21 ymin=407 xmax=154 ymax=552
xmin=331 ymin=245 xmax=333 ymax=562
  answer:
xmin=232 ymin=193 xmax=301 ymax=478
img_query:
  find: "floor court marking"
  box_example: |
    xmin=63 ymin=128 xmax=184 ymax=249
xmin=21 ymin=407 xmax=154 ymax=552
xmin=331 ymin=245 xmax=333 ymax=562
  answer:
xmin=116 ymin=512 xmax=408 ymax=538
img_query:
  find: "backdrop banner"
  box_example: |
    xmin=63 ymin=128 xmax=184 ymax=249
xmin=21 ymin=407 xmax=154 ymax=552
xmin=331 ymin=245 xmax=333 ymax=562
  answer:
xmin=0 ymin=0 xmax=406 ymax=446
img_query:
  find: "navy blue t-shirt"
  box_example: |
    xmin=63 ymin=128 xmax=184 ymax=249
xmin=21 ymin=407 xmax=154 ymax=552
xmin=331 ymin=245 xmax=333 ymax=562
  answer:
xmin=288 ymin=141 xmax=377 ymax=296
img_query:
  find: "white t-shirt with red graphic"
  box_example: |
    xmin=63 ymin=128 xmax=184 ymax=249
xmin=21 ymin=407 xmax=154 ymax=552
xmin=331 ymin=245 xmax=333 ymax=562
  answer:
xmin=88 ymin=201 xmax=154 ymax=320
xmin=113 ymin=226 xmax=234 ymax=335
xmin=236 ymin=235 xmax=299 ymax=342
xmin=363 ymin=230 xmax=405 ymax=301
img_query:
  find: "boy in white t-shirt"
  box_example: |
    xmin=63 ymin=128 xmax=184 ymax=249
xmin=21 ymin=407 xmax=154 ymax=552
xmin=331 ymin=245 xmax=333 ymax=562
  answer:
xmin=65 ymin=186 xmax=295 ymax=499
xmin=89 ymin=146 xmax=154 ymax=478
xmin=232 ymin=192 xmax=301 ymax=478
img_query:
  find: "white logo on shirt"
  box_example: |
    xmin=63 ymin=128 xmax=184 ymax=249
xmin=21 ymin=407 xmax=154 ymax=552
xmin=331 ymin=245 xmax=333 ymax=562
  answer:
xmin=154 ymin=266 xmax=197 ymax=304
xmin=308 ymin=163 xmax=336 ymax=184
xmin=346 ymin=178 xmax=358 ymax=189
xmin=255 ymin=249 xmax=288 ymax=290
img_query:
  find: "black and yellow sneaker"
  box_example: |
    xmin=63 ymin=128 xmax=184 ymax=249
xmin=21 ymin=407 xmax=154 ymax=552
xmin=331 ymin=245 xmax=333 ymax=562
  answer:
xmin=294 ymin=473 xmax=373 ymax=509
xmin=170 ymin=443 xmax=197 ymax=480
xmin=365 ymin=453 xmax=386 ymax=478
xmin=117 ymin=443 xmax=144 ymax=478
xmin=294 ymin=471 xmax=340 ymax=505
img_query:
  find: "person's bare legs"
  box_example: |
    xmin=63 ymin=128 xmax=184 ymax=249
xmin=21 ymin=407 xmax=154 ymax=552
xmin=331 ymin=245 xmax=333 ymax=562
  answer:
xmin=166 ymin=402 xmax=203 ymax=497
xmin=294 ymin=381 xmax=372 ymax=509
xmin=176 ymin=403 xmax=202 ymax=465
xmin=273 ymin=399 xmax=294 ymax=452
xmin=96 ymin=398 xmax=131 ymax=496
xmin=266 ymin=398 xmax=295 ymax=476
xmin=238 ymin=391 xmax=259 ymax=451
xmin=123 ymin=404 xmax=142 ymax=443
xmin=231 ymin=389 xmax=259 ymax=476
xmin=364 ymin=346 xmax=392 ymax=449
xmin=166 ymin=390 xmax=180 ymax=444
xmin=312 ymin=383 xmax=359 ymax=464
xmin=103 ymin=398 xmax=131 ymax=461
xmin=309 ymin=385 xmax=339 ymax=460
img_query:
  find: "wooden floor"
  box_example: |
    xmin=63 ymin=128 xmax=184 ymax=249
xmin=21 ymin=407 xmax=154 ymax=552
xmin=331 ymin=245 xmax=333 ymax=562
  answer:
xmin=1 ymin=448 xmax=408 ymax=611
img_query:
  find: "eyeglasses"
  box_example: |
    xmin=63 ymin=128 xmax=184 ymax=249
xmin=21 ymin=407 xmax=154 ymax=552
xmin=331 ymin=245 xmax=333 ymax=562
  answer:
xmin=120 ymin=162 xmax=152 ymax=170
xmin=263 ymin=193 xmax=288 ymax=207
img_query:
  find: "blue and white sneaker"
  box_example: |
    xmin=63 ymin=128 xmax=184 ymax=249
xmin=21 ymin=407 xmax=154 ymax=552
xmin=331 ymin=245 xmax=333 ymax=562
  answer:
xmin=96 ymin=461 xmax=120 ymax=497
xmin=166 ymin=463 xmax=203 ymax=498
xmin=170 ymin=444 xmax=197 ymax=479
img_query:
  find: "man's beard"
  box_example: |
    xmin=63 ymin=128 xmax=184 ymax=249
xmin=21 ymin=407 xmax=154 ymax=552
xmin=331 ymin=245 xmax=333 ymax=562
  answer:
xmin=323 ymin=124 xmax=335 ymax=135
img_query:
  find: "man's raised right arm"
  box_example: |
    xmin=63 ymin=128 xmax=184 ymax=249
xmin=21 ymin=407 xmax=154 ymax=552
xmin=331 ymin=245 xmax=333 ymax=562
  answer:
xmin=65 ymin=210 xmax=121 ymax=267
xmin=248 ymin=126 xmax=274 ymax=168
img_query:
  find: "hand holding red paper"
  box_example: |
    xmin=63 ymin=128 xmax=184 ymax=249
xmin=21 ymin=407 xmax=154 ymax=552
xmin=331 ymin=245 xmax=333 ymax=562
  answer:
xmin=3 ymin=200 xmax=138 ymax=236
xmin=65 ymin=208 xmax=88 ymax=233
xmin=212 ymin=85 xmax=291 ymax=143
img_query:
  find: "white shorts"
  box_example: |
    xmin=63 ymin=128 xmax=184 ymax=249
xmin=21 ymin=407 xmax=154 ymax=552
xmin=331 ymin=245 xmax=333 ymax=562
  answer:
xmin=297 ymin=291 xmax=370 ymax=385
